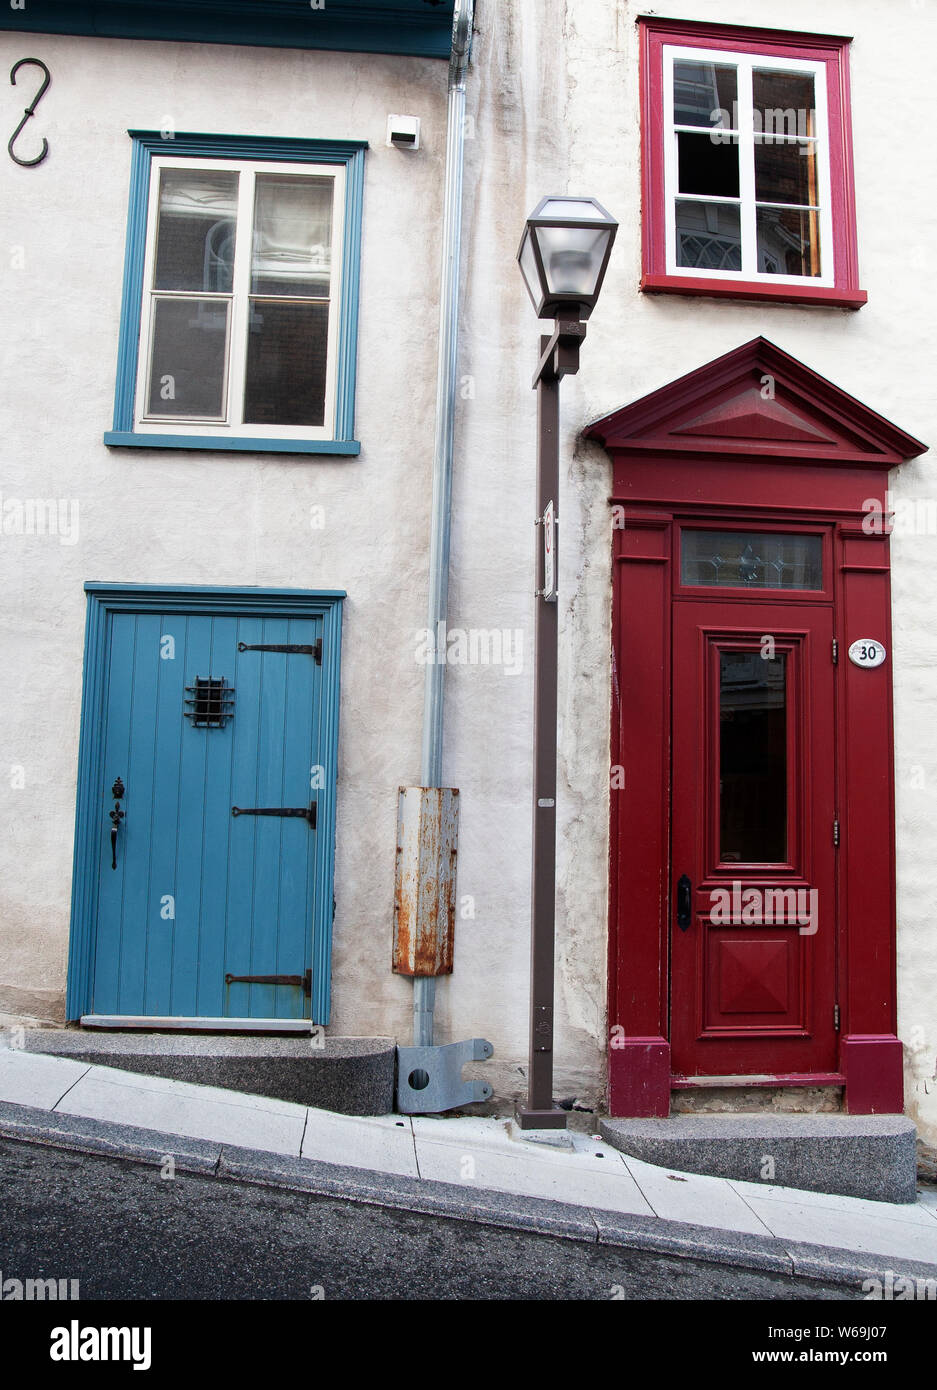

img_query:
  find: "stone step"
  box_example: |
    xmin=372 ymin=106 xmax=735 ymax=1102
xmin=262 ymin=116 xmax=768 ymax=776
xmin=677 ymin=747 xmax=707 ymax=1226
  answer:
xmin=599 ymin=1113 xmax=919 ymax=1204
xmin=20 ymin=1030 xmax=395 ymax=1116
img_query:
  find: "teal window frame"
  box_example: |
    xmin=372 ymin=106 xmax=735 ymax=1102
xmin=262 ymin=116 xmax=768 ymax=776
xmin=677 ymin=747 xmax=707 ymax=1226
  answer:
xmin=105 ymin=131 xmax=367 ymax=456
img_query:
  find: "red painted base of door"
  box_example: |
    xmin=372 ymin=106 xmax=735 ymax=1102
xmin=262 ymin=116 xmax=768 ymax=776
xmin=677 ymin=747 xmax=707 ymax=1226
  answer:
xmin=608 ymin=1037 xmax=905 ymax=1116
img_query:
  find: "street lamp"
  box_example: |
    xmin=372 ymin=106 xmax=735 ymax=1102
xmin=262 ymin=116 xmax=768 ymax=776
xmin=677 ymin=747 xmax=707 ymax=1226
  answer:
xmin=518 ymin=196 xmax=617 ymax=321
xmin=516 ymin=195 xmax=617 ymax=1130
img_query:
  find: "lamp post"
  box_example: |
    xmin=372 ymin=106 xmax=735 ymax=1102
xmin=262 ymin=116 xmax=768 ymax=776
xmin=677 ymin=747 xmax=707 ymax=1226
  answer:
xmin=515 ymin=196 xmax=618 ymax=1130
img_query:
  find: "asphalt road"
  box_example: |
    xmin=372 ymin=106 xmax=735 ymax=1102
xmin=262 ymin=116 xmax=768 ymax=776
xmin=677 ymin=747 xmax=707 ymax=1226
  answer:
xmin=0 ymin=1136 xmax=857 ymax=1303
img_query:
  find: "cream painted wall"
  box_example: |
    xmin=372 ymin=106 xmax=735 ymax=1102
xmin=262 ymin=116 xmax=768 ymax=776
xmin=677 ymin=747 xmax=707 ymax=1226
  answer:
xmin=466 ymin=0 xmax=935 ymax=1143
xmin=0 ymin=33 xmax=448 ymax=1034
xmin=0 ymin=3 xmax=934 ymax=1149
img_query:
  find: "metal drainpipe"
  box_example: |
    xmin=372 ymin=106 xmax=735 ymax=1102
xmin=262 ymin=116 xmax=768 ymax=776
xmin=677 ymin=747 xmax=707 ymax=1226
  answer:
xmin=413 ymin=0 xmax=474 ymax=1048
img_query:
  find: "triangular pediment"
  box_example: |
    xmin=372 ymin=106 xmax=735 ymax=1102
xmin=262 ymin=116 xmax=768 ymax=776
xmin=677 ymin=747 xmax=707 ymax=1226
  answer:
xmin=671 ymin=392 xmax=829 ymax=445
xmin=584 ymin=338 xmax=926 ymax=466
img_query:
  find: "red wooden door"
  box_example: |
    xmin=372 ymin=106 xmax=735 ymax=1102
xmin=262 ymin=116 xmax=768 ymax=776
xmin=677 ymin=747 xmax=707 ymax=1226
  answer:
xmin=670 ymin=599 xmax=837 ymax=1078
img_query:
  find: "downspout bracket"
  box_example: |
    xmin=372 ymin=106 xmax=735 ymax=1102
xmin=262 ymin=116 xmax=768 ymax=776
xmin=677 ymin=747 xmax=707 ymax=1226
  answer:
xmin=396 ymin=1038 xmax=493 ymax=1113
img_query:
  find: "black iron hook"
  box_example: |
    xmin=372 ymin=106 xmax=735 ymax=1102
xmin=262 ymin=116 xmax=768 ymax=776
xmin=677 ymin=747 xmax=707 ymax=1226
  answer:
xmin=8 ymin=58 xmax=51 ymax=167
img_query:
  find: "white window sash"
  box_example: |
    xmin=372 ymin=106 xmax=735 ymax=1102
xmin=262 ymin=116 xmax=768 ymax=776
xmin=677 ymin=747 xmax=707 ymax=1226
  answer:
xmin=663 ymin=45 xmax=834 ymax=287
xmin=134 ymin=155 xmax=346 ymax=439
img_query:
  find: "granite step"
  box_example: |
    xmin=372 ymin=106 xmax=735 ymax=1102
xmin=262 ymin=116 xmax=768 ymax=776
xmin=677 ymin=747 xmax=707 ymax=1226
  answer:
xmin=19 ymin=1029 xmax=395 ymax=1116
xmin=599 ymin=1112 xmax=919 ymax=1204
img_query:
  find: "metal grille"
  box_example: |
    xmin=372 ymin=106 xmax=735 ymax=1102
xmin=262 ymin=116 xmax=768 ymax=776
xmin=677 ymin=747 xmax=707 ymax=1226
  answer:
xmin=184 ymin=676 xmax=234 ymax=728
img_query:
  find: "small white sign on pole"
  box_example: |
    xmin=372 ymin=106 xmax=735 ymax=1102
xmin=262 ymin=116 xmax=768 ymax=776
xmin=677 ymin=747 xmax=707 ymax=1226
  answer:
xmin=542 ymin=499 xmax=556 ymax=601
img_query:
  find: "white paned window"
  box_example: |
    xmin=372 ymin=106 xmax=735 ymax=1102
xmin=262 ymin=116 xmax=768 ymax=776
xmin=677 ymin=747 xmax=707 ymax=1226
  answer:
xmin=135 ymin=157 xmax=345 ymax=438
xmin=663 ymin=46 xmax=833 ymax=286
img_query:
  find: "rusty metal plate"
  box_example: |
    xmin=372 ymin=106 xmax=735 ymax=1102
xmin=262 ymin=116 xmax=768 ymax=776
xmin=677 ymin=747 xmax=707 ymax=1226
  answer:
xmin=393 ymin=786 xmax=460 ymax=977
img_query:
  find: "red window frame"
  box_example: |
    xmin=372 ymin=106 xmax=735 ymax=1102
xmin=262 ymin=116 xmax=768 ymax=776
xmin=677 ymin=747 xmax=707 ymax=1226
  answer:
xmin=639 ymin=17 xmax=866 ymax=309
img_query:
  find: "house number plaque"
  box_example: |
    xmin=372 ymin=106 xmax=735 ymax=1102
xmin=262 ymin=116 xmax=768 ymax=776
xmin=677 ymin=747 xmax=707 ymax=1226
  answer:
xmin=848 ymin=638 xmax=886 ymax=668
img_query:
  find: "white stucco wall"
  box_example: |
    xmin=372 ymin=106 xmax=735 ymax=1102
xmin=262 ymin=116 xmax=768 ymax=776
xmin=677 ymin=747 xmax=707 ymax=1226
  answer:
xmin=1 ymin=2 xmax=934 ymax=1149
xmin=459 ymin=0 xmax=937 ymax=1140
xmin=482 ymin=0 xmax=935 ymax=1144
xmin=0 ymin=32 xmax=449 ymax=1032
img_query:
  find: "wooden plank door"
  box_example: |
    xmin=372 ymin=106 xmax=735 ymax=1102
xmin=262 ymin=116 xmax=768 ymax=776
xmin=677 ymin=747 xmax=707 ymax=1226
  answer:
xmin=91 ymin=610 xmax=324 ymax=1019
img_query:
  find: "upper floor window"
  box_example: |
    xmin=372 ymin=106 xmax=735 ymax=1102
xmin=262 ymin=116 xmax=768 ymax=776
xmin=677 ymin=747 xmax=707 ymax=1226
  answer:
xmin=640 ymin=19 xmax=866 ymax=309
xmin=106 ymin=133 xmax=367 ymax=455
xmin=142 ymin=158 xmax=341 ymax=434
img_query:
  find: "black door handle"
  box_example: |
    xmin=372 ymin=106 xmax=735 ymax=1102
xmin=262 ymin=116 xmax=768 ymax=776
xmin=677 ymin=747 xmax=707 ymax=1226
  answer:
xmin=109 ymin=777 xmax=125 ymax=870
xmin=676 ymin=873 xmax=692 ymax=931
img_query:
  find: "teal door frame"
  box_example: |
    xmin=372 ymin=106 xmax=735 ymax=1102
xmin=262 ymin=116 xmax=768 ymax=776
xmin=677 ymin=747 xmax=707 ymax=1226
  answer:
xmin=66 ymin=583 xmax=345 ymax=1023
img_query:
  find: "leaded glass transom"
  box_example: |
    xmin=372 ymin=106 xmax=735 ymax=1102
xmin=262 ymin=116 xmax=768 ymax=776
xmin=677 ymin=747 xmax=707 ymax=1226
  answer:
xmin=681 ymin=530 xmax=822 ymax=590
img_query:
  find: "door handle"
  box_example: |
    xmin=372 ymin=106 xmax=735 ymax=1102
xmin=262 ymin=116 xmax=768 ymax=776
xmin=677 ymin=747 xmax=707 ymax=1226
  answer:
xmin=676 ymin=873 xmax=692 ymax=931
xmin=109 ymin=777 xmax=125 ymax=870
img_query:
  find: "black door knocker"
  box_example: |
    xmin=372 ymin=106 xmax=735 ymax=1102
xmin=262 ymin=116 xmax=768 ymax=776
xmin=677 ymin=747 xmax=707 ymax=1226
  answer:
xmin=8 ymin=58 xmax=51 ymax=167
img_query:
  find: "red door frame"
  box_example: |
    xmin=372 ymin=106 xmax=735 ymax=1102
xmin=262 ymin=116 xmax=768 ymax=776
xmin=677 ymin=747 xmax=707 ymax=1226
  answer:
xmin=585 ymin=338 xmax=927 ymax=1117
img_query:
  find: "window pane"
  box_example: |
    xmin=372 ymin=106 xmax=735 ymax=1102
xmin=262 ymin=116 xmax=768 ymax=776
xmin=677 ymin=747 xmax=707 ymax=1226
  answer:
xmin=675 ymin=200 xmax=741 ymax=270
xmin=682 ymin=530 xmax=823 ymax=589
xmin=252 ymin=175 xmax=333 ymax=297
xmin=154 ymin=169 xmax=238 ymax=293
xmin=673 ymin=61 xmax=738 ymax=128
xmin=677 ymin=131 xmax=739 ymax=198
xmin=720 ymin=651 xmax=787 ymax=863
xmin=752 ymin=69 xmax=816 ymax=141
xmin=147 ymin=298 xmax=229 ymax=417
xmin=756 ymin=206 xmax=821 ymax=277
xmin=243 ymin=301 xmax=329 ymax=427
xmin=754 ymin=137 xmax=818 ymax=207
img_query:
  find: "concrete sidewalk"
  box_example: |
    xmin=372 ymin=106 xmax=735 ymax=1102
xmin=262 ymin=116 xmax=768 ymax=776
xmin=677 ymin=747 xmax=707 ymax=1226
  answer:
xmin=1 ymin=1046 xmax=935 ymax=1289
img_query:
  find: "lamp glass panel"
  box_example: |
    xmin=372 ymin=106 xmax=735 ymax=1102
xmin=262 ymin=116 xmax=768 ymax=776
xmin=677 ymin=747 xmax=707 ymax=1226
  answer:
xmin=536 ymin=197 xmax=607 ymax=222
xmin=534 ymin=224 xmax=609 ymax=296
xmin=518 ymin=228 xmax=543 ymax=305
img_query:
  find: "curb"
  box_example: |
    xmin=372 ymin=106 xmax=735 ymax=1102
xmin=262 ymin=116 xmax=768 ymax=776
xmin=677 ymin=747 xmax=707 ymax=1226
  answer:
xmin=1 ymin=1101 xmax=935 ymax=1291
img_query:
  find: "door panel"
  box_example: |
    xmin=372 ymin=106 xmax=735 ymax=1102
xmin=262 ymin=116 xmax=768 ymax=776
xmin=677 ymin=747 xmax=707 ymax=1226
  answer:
xmin=670 ymin=599 xmax=837 ymax=1076
xmin=92 ymin=611 xmax=323 ymax=1018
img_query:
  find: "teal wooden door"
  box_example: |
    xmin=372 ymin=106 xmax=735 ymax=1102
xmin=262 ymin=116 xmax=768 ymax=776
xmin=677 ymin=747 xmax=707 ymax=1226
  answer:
xmin=89 ymin=607 xmax=330 ymax=1019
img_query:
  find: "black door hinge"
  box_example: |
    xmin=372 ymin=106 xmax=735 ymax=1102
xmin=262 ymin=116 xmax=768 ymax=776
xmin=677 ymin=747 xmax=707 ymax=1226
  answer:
xmin=232 ymin=803 xmax=317 ymax=828
xmin=834 ymin=1003 xmax=840 ymax=1031
xmin=225 ymin=968 xmax=312 ymax=997
xmin=833 ymin=818 xmax=840 ymax=847
xmin=238 ymin=640 xmax=322 ymax=665
xmin=832 ymin=639 xmax=838 ymax=665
